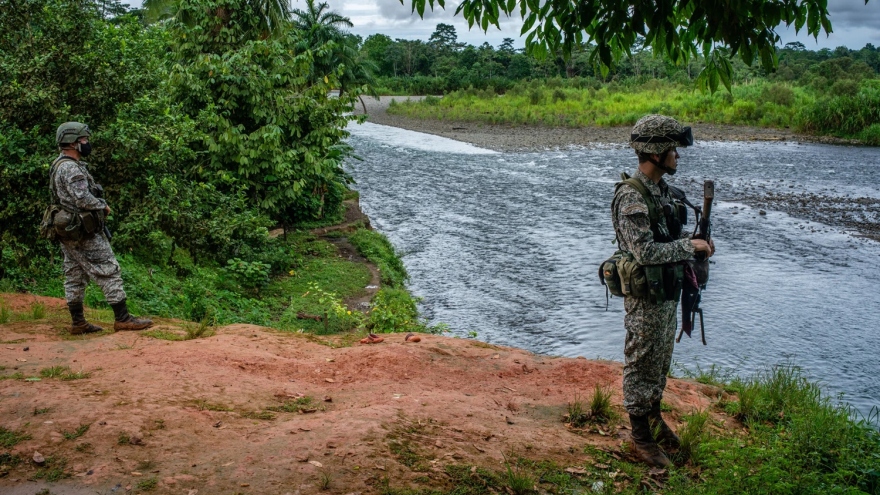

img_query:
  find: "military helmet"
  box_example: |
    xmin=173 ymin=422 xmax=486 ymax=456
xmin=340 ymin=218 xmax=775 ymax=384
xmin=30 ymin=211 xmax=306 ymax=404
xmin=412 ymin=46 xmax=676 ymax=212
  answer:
xmin=630 ymin=114 xmax=693 ymax=154
xmin=56 ymin=122 xmax=91 ymax=147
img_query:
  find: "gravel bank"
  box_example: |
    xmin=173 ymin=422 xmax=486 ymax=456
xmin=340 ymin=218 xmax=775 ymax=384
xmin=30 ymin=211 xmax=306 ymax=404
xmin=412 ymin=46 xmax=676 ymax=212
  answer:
xmin=352 ymin=96 xmax=855 ymax=152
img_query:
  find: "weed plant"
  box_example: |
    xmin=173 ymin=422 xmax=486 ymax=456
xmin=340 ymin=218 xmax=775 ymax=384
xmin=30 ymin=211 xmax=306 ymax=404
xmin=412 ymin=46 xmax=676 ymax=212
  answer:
xmin=566 ymin=395 xmax=589 ymax=428
xmin=30 ymin=302 xmax=46 ymax=319
xmin=0 ymin=426 xmax=31 ymax=448
xmin=673 ymin=411 xmax=709 ymax=465
xmin=0 ymin=303 xmax=10 ymax=324
xmin=588 ymin=385 xmax=615 ymax=423
xmin=62 ymin=424 xmax=90 ymax=441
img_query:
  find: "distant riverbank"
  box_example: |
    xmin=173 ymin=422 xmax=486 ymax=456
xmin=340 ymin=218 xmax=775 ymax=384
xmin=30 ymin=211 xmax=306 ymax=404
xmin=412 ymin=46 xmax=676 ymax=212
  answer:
xmin=354 ymin=96 xmax=857 ymax=152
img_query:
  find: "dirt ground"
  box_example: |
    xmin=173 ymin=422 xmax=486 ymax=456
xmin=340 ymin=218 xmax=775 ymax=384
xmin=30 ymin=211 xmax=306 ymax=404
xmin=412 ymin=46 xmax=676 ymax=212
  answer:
xmin=0 ymin=293 xmax=731 ymax=495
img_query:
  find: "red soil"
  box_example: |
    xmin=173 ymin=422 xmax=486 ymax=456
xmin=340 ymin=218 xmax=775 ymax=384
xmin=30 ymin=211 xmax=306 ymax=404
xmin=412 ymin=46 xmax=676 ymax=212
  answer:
xmin=0 ymin=294 xmax=732 ymax=494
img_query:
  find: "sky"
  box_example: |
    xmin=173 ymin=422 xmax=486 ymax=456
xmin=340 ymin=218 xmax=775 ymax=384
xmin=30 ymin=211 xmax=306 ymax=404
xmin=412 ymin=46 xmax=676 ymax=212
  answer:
xmin=127 ymin=0 xmax=880 ymax=51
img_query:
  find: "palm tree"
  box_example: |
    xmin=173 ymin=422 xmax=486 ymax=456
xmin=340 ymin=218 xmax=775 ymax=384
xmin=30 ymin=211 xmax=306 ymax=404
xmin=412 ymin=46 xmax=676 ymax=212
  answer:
xmin=290 ymin=0 xmax=352 ymax=47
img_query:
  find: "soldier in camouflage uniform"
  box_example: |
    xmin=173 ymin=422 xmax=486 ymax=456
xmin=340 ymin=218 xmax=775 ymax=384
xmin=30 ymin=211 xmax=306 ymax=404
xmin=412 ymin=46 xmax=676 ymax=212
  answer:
xmin=52 ymin=122 xmax=153 ymax=334
xmin=611 ymin=115 xmax=714 ymax=467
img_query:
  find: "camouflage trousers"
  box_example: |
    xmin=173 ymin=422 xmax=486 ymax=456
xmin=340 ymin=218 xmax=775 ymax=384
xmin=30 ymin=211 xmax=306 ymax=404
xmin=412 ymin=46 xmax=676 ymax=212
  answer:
xmin=60 ymin=234 xmax=126 ymax=305
xmin=622 ymin=296 xmax=678 ymax=417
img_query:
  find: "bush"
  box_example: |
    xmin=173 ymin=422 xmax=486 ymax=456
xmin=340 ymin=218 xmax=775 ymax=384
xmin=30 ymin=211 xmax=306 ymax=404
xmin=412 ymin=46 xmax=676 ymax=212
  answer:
xmin=368 ymin=288 xmax=419 ymax=333
xmin=348 ymin=229 xmax=408 ymax=288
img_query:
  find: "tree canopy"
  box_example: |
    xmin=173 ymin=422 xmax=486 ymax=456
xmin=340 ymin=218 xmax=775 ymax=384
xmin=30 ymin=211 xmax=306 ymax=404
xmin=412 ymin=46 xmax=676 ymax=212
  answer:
xmin=404 ymin=0 xmax=872 ymax=92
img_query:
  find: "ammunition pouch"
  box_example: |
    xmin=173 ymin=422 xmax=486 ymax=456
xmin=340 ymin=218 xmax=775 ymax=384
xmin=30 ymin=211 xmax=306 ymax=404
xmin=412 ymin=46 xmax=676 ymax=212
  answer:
xmin=43 ymin=206 xmax=103 ymax=242
xmin=599 ymin=250 xmax=682 ymax=304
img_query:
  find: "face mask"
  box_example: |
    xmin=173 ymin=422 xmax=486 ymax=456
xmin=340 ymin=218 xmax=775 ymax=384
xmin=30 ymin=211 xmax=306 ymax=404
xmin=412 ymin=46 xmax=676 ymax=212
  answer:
xmin=77 ymin=142 xmax=92 ymax=157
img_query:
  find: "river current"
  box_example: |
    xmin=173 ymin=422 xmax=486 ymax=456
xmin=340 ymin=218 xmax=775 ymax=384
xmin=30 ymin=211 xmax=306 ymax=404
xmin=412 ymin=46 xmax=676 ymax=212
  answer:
xmin=344 ymin=122 xmax=880 ymax=418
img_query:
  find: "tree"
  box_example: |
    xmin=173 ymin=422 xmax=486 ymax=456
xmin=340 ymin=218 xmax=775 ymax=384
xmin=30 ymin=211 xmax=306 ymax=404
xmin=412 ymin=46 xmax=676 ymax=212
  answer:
xmin=143 ymin=0 xmax=291 ymax=34
xmin=428 ymin=23 xmax=462 ymax=52
xmin=404 ymin=0 xmax=870 ymax=92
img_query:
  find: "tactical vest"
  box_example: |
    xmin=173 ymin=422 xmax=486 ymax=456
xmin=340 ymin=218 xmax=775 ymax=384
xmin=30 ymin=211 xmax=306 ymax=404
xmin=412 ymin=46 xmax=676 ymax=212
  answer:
xmin=599 ymin=173 xmax=685 ymax=304
xmin=39 ymin=156 xmax=104 ymax=242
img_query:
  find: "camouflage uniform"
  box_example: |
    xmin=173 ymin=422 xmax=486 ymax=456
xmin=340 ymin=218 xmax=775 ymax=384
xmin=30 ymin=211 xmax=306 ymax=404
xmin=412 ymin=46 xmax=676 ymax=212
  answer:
xmin=613 ymin=115 xmax=696 ymax=417
xmin=52 ymin=156 xmax=126 ymax=305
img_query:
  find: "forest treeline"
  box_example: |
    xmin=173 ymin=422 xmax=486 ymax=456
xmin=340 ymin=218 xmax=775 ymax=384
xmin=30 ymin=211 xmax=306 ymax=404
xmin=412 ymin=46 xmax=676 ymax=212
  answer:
xmin=360 ymin=24 xmax=880 ymax=143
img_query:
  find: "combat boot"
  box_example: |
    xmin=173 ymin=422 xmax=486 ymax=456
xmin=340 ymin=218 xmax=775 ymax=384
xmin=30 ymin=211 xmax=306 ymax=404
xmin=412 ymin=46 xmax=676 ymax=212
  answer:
xmin=629 ymin=414 xmax=671 ymax=468
xmin=649 ymin=401 xmax=681 ymax=449
xmin=67 ymin=302 xmax=102 ymax=335
xmin=110 ymin=300 xmax=153 ymax=331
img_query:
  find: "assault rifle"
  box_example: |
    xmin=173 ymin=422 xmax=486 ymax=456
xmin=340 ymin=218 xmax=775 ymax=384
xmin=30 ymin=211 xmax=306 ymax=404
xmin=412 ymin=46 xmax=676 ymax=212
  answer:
xmin=676 ymin=180 xmax=714 ymax=345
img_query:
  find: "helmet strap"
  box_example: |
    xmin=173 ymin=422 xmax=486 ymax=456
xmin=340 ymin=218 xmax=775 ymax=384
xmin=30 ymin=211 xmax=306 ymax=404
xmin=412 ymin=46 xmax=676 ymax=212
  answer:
xmin=648 ymin=150 xmax=676 ymax=176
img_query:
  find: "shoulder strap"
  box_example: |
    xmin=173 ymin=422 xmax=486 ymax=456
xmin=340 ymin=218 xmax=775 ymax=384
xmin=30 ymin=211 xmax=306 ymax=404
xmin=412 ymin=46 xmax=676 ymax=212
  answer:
xmin=49 ymin=156 xmax=78 ymax=206
xmin=612 ymin=172 xmax=662 ymax=242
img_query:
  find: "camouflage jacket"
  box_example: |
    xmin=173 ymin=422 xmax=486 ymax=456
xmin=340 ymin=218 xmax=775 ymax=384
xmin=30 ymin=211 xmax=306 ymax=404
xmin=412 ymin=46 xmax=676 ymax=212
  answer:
xmin=51 ymin=154 xmax=106 ymax=212
xmin=611 ymin=169 xmax=694 ymax=266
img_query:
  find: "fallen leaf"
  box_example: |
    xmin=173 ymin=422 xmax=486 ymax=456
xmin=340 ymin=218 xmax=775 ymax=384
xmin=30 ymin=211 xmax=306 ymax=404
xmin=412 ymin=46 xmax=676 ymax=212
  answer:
xmin=16 ymin=358 xmax=26 ymax=362
xmin=222 ymin=462 xmax=234 ymax=467
xmin=326 ymin=358 xmax=334 ymax=362
xmin=240 ymin=483 xmax=250 ymax=487
xmin=594 ymin=463 xmax=610 ymax=469
xmin=564 ymin=467 xmax=587 ymax=475
xmin=308 ymin=460 xmax=323 ymax=467
xmin=325 ymin=378 xmax=335 ymax=383
xmin=131 ymin=471 xmax=142 ymax=476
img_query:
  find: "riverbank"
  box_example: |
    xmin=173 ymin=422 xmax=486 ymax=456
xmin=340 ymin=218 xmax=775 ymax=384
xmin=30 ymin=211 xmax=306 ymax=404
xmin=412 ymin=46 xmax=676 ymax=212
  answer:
xmin=354 ymin=96 xmax=856 ymax=152
xmin=354 ymin=96 xmax=880 ymax=242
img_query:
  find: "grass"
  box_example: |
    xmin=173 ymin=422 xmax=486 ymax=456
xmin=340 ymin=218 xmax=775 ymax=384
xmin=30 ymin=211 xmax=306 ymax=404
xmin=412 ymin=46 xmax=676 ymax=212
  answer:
xmin=0 ymin=426 xmax=31 ymax=448
xmin=117 ymin=433 xmax=131 ymax=445
xmin=136 ymin=477 xmax=158 ymax=491
xmin=61 ymin=423 xmax=90 ymax=441
xmin=318 ymin=471 xmax=333 ymax=491
xmin=38 ymin=366 xmax=91 ymax=381
xmin=379 ymin=365 xmax=880 ymax=495
xmin=0 ymin=303 xmax=10 ymax=324
xmin=389 ymin=79 xmax=813 ymax=129
xmin=588 ymin=385 xmax=615 ymax=423
xmin=32 ymin=456 xmax=68 ymax=482
xmin=30 ymin=302 xmax=46 ymax=319
xmin=33 ymin=407 xmax=51 ymax=415
xmin=266 ymin=396 xmax=318 ymax=413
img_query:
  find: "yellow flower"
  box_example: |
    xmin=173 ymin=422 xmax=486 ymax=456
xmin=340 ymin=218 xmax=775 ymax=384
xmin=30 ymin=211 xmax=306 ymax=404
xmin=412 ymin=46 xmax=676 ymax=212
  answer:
xmin=288 ymin=270 xmax=295 ymax=276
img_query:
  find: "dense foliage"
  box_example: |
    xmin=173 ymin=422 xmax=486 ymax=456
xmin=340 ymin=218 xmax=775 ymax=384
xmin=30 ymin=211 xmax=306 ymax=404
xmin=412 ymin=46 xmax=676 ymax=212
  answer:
xmin=0 ymin=0 xmax=361 ymax=282
xmin=405 ymin=0 xmax=854 ymax=92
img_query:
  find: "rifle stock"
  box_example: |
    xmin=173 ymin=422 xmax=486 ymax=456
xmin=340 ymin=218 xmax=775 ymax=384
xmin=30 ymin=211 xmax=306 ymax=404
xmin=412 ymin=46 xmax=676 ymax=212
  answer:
xmin=678 ymin=179 xmax=713 ymax=345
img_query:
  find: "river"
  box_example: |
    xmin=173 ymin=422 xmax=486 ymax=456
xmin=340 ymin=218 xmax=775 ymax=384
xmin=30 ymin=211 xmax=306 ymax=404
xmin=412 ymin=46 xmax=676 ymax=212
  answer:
xmin=344 ymin=122 xmax=880 ymax=419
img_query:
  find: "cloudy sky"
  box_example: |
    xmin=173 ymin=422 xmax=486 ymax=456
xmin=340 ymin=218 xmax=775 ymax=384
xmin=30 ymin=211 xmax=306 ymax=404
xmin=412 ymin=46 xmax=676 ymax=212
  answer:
xmin=128 ymin=0 xmax=880 ymax=50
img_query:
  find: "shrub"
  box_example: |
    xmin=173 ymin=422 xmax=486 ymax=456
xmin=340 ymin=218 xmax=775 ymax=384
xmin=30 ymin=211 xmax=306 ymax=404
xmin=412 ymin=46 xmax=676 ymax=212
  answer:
xmin=368 ymin=288 xmax=419 ymax=333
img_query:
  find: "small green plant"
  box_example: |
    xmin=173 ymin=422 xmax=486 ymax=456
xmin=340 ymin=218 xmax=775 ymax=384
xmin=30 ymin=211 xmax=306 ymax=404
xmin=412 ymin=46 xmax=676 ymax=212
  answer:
xmin=566 ymin=395 xmax=589 ymax=428
xmin=33 ymin=407 xmax=51 ymax=415
xmin=136 ymin=477 xmax=158 ymax=491
xmin=368 ymin=288 xmax=419 ymax=333
xmin=0 ymin=304 xmax=10 ymax=324
xmin=226 ymin=258 xmax=271 ymax=290
xmin=318 ymin=471 xmax=332 ymax=490
xmin=193 ymin=400 xmax=232 ymax=412
xmin=305 ymin=282 xmax=363 ymax=334
xmin=75 ymin=442 xmax=93 ymax=452
xmin=466 ymin=330 xmax=478 ymax=339
xmin=502 ymin=456 xmax=536 ymax=495
xmin=117 ymin=433 xmax=131 ymax=445
xmin=0 ymin=426 xmax=32 ymax=448
xmin=62 ymin=423 xmax=90 ymax=441
xmin=675 ymin=410 xmax=709 ymax=464
xmin=184 ymin=314 xmax=216 ymax=339
xmin=588 ymin=385 xmax=615 ymax=423
xmin=30 ymin=301 xmax=47 ymax=320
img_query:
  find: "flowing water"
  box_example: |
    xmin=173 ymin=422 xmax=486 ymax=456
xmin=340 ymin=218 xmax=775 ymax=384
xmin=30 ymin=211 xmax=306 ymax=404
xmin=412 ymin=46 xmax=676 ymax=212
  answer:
xmin=345 ymin=122 xmax=880 ymax=418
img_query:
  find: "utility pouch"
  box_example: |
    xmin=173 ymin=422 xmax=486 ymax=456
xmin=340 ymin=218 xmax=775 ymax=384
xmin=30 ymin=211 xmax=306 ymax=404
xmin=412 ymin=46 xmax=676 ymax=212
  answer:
xmin=39 ymin=205 xmax=61 ymax=241
xmin=663 ymin=264 xmax=684 ymax=303
xmin=79 ymin=210 xmax=104 ymax=236
xmin=644 ymin=265 xmax=665 ymax=303
xmin=688 ymin=258 xmax=710 ymax=286
xmin=616 ymin=252 xmax=649 ymax=298
xmin=598 ymin=251 xmax=625 ymax=298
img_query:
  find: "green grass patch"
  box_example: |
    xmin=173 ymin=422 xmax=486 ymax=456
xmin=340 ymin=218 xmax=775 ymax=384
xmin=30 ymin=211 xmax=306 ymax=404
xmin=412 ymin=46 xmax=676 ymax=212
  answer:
xmin=266 ymin=396 xmax=318 ymax=414
xmin=31 ymin=456 xmax=68 ymax=482
xmin=349 ymin=228 xmax=408 ymax=288
xmin=38 ymin=366 xmax=91 ymax=381
xmin=136 ymin=477 xmax=158 ymax=491
xmin=0 ymin=426 xmax=31 ymax=448
xmin=61 ymin=423 xmax=90 ymax=441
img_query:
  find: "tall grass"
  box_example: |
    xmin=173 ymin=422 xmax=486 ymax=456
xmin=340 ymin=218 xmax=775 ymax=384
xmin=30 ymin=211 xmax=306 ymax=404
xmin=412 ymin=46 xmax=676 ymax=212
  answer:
xmin=388 ymin=79 xmax=813 ymax=130
xmin=798 ymin=83 xmax=880 ymax=144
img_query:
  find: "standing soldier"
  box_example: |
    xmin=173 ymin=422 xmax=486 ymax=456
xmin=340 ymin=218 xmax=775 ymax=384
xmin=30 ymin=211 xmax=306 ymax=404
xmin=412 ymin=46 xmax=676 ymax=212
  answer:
xmin=611 ymin=115 xmax=714 ymax=467
xmin=49 ymin=122 xmax=153 ymax=334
